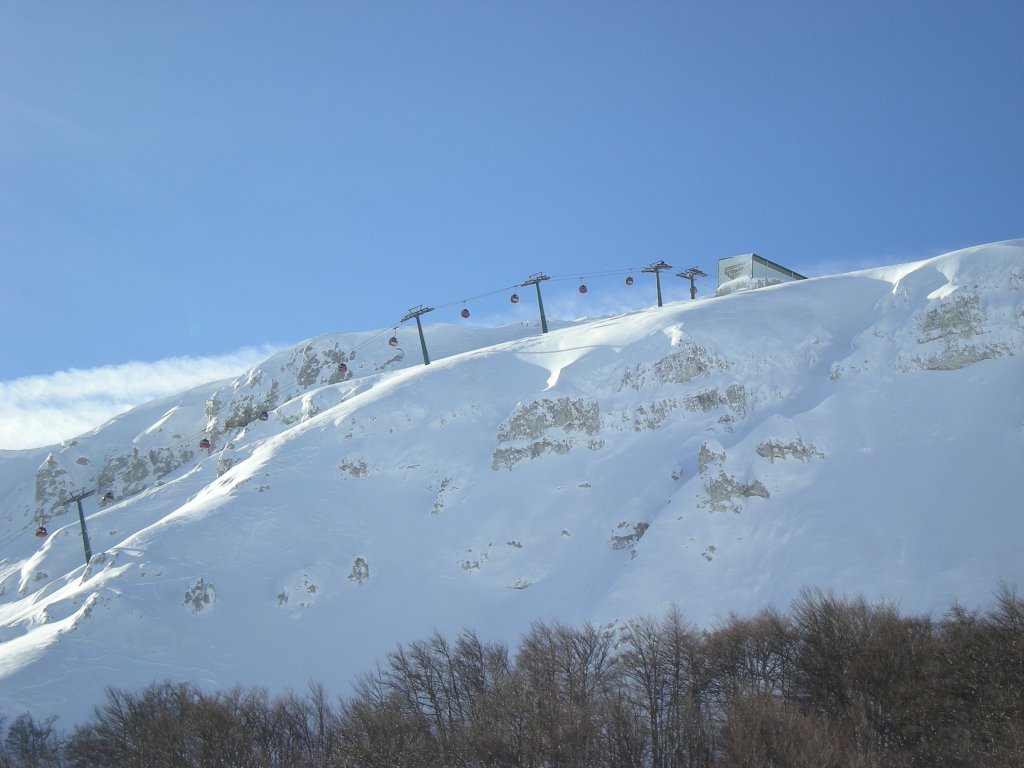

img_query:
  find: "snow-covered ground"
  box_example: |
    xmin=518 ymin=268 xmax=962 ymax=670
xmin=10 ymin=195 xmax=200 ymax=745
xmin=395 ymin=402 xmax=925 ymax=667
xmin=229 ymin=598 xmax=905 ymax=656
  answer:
xmin=2 ymin=239 xmax=1022 ymax=725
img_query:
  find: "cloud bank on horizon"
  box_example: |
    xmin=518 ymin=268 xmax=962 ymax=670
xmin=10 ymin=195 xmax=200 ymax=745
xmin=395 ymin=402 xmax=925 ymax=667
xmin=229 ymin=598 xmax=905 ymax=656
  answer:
xmin=0 ymin=346 xmax=281 ymax=451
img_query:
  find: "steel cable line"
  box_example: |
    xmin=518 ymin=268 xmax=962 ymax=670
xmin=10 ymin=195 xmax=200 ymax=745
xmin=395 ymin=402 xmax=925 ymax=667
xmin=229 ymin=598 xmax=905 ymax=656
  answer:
xmin=395 ymin=264 xmax=656 ymax=324
xmin=7 ymin=259 xmax=714 ymax=548
xmin=547 ymin=267 xmax=642 ymax=281
xmin=0 ymin=519 xmax=40 ymax=550
xmin=430 ymin=282 xmax=525 ymax=312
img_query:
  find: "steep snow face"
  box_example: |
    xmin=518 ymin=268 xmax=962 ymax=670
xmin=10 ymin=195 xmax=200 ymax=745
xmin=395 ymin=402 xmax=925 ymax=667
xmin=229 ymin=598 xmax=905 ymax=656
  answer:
xmin=1 ymin=240 xmax=1023 ymax=724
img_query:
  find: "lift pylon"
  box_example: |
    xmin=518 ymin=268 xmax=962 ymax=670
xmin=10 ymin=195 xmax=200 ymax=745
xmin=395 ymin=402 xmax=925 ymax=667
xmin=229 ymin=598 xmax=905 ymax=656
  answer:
xmin=641 ymin=261 xmax=673 ymax=307
xmin=676 ymin=267 xmax=707 ymax=300
xmin=521 ymin=273 xmax=551 ymax=333
xmin=400 ymin=305 xmax=434 ymax=365
xmin=62 ymin=488 xmax=96 ymax=565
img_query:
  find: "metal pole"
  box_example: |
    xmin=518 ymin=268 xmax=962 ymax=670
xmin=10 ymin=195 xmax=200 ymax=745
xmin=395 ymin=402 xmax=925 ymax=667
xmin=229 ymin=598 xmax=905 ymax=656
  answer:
xmin=414 ymin=313 xmax=430 ymax=366
xmin=642 ymin=261 xmax=673 ymax=308
xmin=676 ymin=267 xmax=707 ymax=300
xmin=522 ymin=273 xmax=550 ymax=333
xmin=75 ymin=497 xmax=93 ymax=564
xmin=534 ymin=281 xmax=548 ymax=333
xmin=65 ymin=489 xmax=97 ymax=565
xmin=400 ymin=305 xmax=434 ymax=366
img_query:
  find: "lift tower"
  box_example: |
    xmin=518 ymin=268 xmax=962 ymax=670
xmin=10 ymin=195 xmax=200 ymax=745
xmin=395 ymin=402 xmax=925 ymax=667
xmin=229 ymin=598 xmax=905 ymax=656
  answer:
xmin=401 ymin=305 xmax=434 ymax=366
xmin=677 ymin=267 xmax=707 ymax=299
xmin=642 ymin=261 xmax=673 ymax=307
xmin=63 ymin=488 xmax=96 ymax=565
xmin=521 ymin=273 xmax=551 ymax=333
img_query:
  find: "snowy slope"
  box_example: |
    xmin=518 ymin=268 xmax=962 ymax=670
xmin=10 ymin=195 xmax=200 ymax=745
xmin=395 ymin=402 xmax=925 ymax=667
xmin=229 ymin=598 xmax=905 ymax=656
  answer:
xmin=1 ymin=240 xmax=1022 ymax=725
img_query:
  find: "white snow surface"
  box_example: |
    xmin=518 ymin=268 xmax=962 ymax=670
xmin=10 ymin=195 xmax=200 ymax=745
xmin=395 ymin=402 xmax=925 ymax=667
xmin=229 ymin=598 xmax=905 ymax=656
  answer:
xmin=2 ymin=240 xmax=1023 ymax=724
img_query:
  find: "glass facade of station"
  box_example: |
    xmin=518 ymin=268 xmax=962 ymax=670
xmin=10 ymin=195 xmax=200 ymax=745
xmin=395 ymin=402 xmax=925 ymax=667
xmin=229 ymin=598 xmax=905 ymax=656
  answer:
xmin=717 ymin=253 xmax=806 ymax=296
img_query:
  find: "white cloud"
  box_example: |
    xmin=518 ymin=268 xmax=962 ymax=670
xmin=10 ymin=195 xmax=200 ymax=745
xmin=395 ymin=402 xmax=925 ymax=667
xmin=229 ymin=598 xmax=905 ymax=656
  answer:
xmin=0 ymin=346 xmax=282 ymax=450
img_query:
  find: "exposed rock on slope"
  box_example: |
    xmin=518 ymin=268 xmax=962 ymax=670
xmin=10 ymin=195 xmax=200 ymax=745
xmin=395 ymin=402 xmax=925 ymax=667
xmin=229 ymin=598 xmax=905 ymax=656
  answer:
xmin=2 ymin=240 xmax=1022 ymax=725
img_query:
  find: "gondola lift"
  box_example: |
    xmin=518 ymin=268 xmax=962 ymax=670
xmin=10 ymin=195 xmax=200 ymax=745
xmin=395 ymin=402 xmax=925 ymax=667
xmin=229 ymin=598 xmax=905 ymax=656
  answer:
xmin=578 ymin=283 xmax=588 ymax=295
xmin=258 ymin=411 xmax=269 ymax=421
xmin=625 ymin=275 xmax=634 ymax=286
xmin=199 ymin=438 xmax=211 ymax=451
xmin=337 ymin=363 xmax=348 ymax=374
xmin=35 ymin=525 xmax=48 ymax=539
xmin=101 ymin=491 xmax=115 ymax=505
xmin=388 ymin=335 xmax=399 ymax=348
xmin=510 ymin=292 xmax=520 ymax=304
xmin=460 ymin=307 xmax=470 ymax=319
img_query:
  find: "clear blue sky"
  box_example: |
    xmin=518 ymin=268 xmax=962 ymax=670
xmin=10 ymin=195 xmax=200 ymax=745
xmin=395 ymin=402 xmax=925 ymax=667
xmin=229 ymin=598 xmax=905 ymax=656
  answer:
xmin=3 ymin=1 xmax=1022 ymax=383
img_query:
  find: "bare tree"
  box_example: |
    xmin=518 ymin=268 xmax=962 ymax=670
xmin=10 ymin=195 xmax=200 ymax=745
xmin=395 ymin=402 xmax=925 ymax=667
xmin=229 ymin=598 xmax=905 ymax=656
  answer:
xmin=3 ymin=713 xmax=63 ymax=768
xmin=337 ymin=665 xmax=433 ymax=767
xmin=717 ymin=692 xmax=876 ymax=768
xmin=515 ymin=619 xmax=617 ymax=768
xmin=24 ymin=583 xmax=1021 ymax=768
xmin=704 ymin=608 xmax=795 ymax=705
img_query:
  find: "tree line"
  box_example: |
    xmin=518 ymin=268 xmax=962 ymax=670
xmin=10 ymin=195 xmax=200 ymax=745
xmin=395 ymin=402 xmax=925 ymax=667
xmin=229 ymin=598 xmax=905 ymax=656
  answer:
xmin=2 ymin=585 xmax=1022 ymax=767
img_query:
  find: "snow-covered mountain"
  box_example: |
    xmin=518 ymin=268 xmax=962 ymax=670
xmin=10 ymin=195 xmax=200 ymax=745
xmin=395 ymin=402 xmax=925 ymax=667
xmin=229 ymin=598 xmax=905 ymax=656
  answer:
xmin=2 ymin=240 xmax=1022 ymax=725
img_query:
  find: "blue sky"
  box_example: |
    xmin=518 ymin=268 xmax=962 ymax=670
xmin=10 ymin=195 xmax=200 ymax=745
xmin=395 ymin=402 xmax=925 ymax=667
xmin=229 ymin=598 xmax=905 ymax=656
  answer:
xmin=2 ymin=1 xmax=1022 ymax=446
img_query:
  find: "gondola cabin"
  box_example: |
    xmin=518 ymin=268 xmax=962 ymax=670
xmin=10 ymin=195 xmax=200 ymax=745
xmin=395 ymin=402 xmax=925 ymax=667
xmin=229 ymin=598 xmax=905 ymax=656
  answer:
xmin=510 ymin=293 xmax=519 ymax=304
xmin=579 ymin=284 xmax=588 ymax=294
xmin=258 ymin=411 xmax=269 ymax=421
xmin=35 ymin=526 xmax=48 ymax=539
xmin=460 ymin=308 xmax=470 ymax=318
xmin=199 ymin=438 xmax=211 ymax=450
xmin=101 ymin=491 xmax=115 ymax=505
xmin=625 ymin=275 xmax=634 ymax=285
xmin=388 ymin=336 xmax=399 ymax=347
xmin=337 ymin=363 xmax=348 ymax=374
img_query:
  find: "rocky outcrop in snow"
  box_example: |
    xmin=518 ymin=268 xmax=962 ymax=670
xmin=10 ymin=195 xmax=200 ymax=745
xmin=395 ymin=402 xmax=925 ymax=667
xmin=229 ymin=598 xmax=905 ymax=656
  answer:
xmin=492 ymin=397 xmax=602 ymax=470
